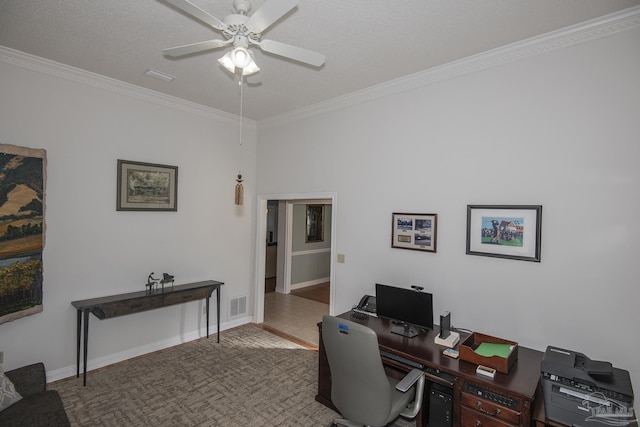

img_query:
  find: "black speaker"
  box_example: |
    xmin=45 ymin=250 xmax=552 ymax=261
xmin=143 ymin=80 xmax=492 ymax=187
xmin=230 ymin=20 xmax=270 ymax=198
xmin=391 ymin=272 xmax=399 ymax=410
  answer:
xmin=429 ymin=383 xmax=453 ymax=427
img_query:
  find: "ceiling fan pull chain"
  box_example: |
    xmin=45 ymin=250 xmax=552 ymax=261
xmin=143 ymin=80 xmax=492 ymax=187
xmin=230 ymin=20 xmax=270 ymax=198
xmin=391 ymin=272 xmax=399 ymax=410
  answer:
xmin=235 ymin=76 xmax=244 ymax=205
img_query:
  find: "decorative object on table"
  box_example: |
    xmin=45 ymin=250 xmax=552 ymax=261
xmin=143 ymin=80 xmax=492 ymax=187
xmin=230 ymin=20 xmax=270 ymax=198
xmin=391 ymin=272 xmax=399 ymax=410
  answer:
xmin=116 ymin=159 xmax=178 ymax=211
xmin=391 ymin=213 xmax=437 ymax=252
xmin=0 ymin=144 xmax=46 ymax=325
xmin=146 ymin=272 xmax=160 ymax=292
xmin=466 ymin=205 xmax=542 ymax=262
xmin=161 ymin=273 xmax=175 ymax=289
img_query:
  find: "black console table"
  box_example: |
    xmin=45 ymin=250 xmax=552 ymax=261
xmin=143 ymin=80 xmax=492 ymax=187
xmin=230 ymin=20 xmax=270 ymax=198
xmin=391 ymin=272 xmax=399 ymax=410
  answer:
xmin=71 ymin=280 xmax=223 ymax=386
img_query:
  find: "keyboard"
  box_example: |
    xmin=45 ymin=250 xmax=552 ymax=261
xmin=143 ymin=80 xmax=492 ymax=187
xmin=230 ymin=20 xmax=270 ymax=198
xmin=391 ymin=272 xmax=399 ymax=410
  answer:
xmin=352 ymin=307 xmax=377 ymax=317
xmin=350 ymin=310 xmax=368 ymax=320
xmin=380 ymin=349 xmax=424 ymax=370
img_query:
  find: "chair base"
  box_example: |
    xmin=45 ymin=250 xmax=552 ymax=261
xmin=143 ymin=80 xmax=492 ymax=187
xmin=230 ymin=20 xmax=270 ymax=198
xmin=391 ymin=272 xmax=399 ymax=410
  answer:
xmin=331 ymin=418 xmax=364 ymax=427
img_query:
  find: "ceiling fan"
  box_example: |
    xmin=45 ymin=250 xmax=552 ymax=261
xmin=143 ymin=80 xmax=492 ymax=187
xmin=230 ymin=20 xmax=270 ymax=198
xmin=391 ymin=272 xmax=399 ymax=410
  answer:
xmin=162 ymin=0 xmax=326 ymax=78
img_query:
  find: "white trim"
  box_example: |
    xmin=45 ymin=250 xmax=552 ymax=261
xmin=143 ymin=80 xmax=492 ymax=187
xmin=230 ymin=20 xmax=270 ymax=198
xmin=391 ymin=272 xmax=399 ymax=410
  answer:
xmin=254 ymin=192 xmax=337 ymax=324
xmin=259 ymin=6 xmax=640 ymax=128
xmin=0 ymin=46 xmax=254 ymax=128
xmin=282 ymin=201 xmax=294 ymax=294
xmin=45 ymin=316 xmax=253 ymax=383
xmin=2 ymin=7 xmax=638 ymax=128
xmin=292 ymin=248 xmax=331 ymax=256
xmin=290 ymin=277 xmax=330 ymax=290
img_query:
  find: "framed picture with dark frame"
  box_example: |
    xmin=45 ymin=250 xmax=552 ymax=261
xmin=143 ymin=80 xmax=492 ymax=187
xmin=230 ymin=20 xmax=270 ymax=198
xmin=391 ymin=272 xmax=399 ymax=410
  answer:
xmin=466 ymin=205 xmax=542 ymax=262
xmin=391 ymin=213 xmax=438 ymax=252
xmin=306 ymin=204 xmax=325 ymax=242
xmin=117 ymin=159 xmax=178 ymax=211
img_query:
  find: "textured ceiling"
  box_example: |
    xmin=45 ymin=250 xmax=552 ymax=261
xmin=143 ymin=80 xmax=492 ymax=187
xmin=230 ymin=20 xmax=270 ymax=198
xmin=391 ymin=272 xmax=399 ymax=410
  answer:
xmin=1 ymin=0 xmax=639 ymax=121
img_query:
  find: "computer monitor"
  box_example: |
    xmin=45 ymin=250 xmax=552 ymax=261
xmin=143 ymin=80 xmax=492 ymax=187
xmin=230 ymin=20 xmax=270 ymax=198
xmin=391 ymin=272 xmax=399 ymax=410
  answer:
xmin=375 ymin=283 xmax=433 ymax=338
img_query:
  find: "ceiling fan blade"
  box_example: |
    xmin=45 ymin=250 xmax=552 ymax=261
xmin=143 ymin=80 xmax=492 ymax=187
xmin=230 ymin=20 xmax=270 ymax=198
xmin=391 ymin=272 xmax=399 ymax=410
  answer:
xmin=164 ymin=0 xmax=226 ymax=31
xmin=259 ymin=39 xmax=325 ymax=67
xmin=245 ymin=0 xmax=298 ymax=34
xmin=163 ymin=39 xmax=230 ymax=57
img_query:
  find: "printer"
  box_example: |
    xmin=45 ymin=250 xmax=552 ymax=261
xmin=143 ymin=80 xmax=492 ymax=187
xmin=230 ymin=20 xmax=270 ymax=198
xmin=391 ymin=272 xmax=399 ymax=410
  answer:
xmin=541 ymin=346 xmax=635 ymax=426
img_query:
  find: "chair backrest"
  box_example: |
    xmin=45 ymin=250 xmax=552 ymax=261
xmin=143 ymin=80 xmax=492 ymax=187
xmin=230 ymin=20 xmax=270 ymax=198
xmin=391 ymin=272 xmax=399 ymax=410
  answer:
xmin=322 ymin=315 xmax=393 ymax=426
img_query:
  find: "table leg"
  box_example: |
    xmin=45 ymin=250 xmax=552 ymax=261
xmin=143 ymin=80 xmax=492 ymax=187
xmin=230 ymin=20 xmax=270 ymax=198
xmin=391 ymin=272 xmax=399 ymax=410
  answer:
xmin=206 ymin=296 xmax=210 ymax=338
xmin=216 ymin=286 xmax=220 ymax=343
xmin=76 ymin=309 xmax=81 ymax=378
xmin=82 ymin=310 xmax=89 ymax=386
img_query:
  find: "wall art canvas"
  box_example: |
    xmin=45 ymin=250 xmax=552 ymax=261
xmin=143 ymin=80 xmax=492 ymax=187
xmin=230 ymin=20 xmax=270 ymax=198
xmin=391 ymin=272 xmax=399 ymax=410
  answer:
xmin=0 ymin=144 xmax=46 ymax=325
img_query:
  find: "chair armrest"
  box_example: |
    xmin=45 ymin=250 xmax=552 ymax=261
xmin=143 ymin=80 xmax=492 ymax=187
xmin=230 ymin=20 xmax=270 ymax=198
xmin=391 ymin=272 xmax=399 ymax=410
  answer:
xmin=398 ymin=370 xmax=426 ymax=419
xmin=395 ymin=368 xmax=424 ymax=392
xmin=4 ymin=363 xmax=47 ymax=397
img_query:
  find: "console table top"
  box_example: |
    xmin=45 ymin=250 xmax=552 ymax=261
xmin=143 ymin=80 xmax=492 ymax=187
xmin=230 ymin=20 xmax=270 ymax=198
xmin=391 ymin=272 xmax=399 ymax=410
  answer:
xmin=71 ymin=280 xmax=223 ymax=309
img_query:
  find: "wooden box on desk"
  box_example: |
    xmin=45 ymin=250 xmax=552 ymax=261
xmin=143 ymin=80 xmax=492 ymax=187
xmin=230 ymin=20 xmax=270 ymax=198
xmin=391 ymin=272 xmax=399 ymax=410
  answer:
xmin=459 ymin=332 xmax=518 ymax=374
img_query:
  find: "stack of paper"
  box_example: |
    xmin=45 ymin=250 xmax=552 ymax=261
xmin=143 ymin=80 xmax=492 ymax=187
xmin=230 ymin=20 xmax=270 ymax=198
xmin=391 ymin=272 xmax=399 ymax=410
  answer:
xmin=474 ymin=342 xmax=514 ymax=358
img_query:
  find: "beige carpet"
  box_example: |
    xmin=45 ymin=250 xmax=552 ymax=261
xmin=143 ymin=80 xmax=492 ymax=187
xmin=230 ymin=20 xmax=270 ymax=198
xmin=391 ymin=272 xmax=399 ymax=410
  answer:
xmin=51 ymin=324 xmax=415 ymax=426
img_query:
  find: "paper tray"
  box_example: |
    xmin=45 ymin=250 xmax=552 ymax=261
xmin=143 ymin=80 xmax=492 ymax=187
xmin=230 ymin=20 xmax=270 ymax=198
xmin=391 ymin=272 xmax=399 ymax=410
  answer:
xmin=460 ymin=332 xmax=518 ymax=374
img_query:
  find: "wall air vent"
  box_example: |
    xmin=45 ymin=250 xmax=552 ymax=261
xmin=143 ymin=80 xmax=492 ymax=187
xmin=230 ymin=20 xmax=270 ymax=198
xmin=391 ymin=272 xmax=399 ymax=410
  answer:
xmin=229 ymin=295 xmax=247 ymax=318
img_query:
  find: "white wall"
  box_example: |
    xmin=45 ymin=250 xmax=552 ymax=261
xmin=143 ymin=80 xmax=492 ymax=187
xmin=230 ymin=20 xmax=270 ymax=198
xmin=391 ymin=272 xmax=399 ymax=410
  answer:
xmin=0 ymin=53 xmax=257 ymax=379
xmin=256 ymin=27 xmax=640 ymax=391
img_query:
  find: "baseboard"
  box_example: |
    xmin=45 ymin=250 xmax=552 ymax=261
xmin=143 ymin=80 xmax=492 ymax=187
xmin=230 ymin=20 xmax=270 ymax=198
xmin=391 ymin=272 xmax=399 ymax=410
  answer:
xmin=47 ymin=316 xmax=253 ymax=383
xmin=290 ymin=278 xmax=329 ymax=290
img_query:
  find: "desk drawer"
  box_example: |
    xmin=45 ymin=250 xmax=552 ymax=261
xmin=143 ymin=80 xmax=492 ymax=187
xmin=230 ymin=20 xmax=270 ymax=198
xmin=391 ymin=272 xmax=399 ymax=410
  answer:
xmin=461 ymin=405 xmax=514 ymax=427
xmin=461 ymin=392 xmax=521 ymax=425
xmin=93 ymin=296 xmax=163 ymax=318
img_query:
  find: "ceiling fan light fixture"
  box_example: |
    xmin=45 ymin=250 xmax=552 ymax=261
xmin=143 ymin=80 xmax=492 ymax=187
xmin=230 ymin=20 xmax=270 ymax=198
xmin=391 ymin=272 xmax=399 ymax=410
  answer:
xmin=242 ymin=52 xmax=260 ymax=75
xmin=218 ymin=48 xmax=260 ymax=76
xmin=218 ymin=51 xmax=237 ymax=73
xmin=231 ymin=46 xmax=251 ymax=68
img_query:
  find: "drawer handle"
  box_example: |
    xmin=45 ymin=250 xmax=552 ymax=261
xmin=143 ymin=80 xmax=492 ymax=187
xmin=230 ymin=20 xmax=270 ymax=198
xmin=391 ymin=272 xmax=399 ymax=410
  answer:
xmin=475 ymin=421 xmax=481 ymax=426
xmin=476 ymin=400 xmax=500 ymax=417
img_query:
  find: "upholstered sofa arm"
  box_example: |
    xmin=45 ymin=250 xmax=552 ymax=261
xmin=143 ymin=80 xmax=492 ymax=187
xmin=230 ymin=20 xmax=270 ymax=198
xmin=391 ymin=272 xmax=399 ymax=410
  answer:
xmin=1 ymin=362 xmax=71 ymax=427
xmin=4 ymin=362 xmax=47 ymax=397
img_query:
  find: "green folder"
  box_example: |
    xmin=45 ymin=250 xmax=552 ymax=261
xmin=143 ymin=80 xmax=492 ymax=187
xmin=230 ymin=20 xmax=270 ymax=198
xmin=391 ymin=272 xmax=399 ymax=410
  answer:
xmin=474 ymin=342 xmax=513 ymax=358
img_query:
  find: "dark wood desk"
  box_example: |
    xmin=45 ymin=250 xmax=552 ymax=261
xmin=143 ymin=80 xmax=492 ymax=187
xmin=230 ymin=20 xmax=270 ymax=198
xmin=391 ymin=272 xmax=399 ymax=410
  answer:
xmin=317 ymin=313 xmax=543 ymax=427
xmin=72 ymin=280 xmax=223 ymax=386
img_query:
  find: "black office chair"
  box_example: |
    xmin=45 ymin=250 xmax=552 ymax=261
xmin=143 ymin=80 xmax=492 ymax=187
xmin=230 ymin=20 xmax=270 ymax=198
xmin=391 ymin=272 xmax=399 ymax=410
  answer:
xmin=322 ymin=315 xmax=425 ymax=427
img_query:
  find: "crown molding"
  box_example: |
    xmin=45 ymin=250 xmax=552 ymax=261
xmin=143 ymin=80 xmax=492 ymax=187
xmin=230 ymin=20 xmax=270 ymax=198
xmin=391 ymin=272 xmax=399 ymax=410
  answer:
xmin=260 ymin=5 xmax=640 ymax=129
xmin=1 ymin=6 xmax=638 ymax=130
xmin=0 ymin=46 xmax=256 ymax=128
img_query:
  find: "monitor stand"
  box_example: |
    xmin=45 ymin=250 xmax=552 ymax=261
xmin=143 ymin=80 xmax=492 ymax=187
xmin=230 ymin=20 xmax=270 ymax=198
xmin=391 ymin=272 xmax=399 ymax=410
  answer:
xmin=390 ymin=323 xmax=419 ymax=338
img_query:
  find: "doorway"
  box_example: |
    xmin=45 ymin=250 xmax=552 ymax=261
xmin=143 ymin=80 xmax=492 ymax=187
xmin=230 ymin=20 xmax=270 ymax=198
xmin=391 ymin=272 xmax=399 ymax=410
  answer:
xmin=255 ymin=193 xmax=337 ymax=346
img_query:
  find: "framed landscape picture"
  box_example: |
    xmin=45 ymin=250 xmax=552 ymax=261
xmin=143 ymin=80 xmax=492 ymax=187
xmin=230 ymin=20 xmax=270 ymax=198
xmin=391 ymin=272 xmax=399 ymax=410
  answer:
xmin=117 ymin=160 xmax=178 ymax=211
xmin=466 ymin=205 xmax=542 ymax=262
xmin=392 ymin=213 xmax=438 ymax=252
xmin=0 ymin=144 xmax=46 ymax=324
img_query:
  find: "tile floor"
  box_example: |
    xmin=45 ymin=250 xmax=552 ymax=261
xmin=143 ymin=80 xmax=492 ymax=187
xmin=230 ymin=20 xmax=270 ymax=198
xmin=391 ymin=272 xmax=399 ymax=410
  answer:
xmin=263 ymin=291 xmax=328 ymax=347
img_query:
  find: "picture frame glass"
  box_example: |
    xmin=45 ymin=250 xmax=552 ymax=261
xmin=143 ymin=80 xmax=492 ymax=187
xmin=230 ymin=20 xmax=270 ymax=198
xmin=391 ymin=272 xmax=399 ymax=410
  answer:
xmin=117 ymin=160 xmax=178 ymax=211
xmin=392 ymin=213 xmax=437 ymax=252
xmin=305 ymin=204 xmax=324 ymax=242
xmin=466 ymin=205 xmax=541 ymax=262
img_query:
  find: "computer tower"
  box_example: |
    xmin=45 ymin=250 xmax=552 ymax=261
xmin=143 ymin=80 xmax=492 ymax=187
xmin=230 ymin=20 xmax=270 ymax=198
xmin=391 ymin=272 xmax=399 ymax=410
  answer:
xmin=429 ymin=383 xmax=453 ymax=427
